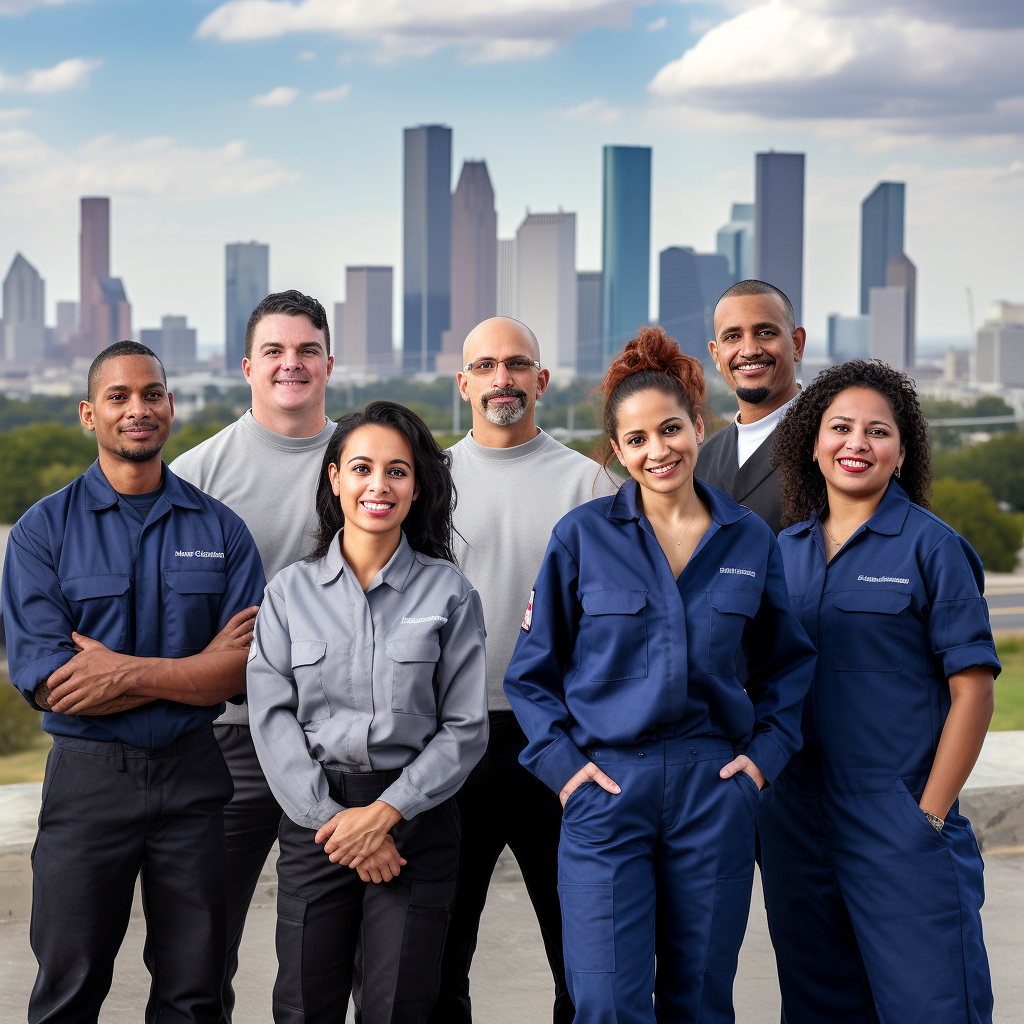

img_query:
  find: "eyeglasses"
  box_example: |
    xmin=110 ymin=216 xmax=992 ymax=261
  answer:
xmin=462 ymin=357 xmax=542 ymax=376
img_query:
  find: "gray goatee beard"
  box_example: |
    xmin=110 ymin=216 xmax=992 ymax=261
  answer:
xmin=482 ymin=389 xmax=528 ymax=426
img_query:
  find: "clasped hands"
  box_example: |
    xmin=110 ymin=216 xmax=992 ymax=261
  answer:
xmin=315 ymin=800 xmax=406 ymax=884
xmin=559 ymin=753 xmax=766 ymax=807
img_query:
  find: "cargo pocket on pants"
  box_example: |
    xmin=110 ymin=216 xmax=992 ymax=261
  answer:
xmin=559 ymin=883 xmax=615 ymax=973
xmin=704 ymin=875 xmax=753 ymax=972
xmin=274 ymin=891 xmax=308 ymax=1015
xmin=394 ymin=879 xmax=456 ymax=1006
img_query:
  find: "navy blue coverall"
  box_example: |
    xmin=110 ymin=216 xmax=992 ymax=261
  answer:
xmin=760 ymin=481 xmax=1001 ymax=1024
xmin=2 ymin=460 xmax=265 ymax=1024
xmin=504 ymin=478 xmax=816 ymax=1024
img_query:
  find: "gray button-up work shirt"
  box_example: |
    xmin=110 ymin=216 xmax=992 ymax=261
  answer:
xmin=247 ymin=532 xmax=488 ymax=828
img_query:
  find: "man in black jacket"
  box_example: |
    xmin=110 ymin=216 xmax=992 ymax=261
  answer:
xmin=696 ymin=280 xmax=806 ymax=534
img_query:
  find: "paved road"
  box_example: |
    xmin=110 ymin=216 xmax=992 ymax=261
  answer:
xmin=986 ymin=580 xmax=1024 ymax=634
xmin=2 ymin=855 xmax=1022 ymax=1022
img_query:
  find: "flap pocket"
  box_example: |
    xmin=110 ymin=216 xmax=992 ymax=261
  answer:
xmin=60 ymin=573 xmax=130 ymax=600
xmin=707 ymin=589 xmax=761 ymax=618
xmin=581 ymin=589 xmax=647 ymax=616
xmin=834 ymin=590 xmax=911 ymax=615
xmin=291 ymin=639 xmax=327 ymax=667
xmin=386 ymin=636 xmax=441 ymax=664
xmin=163 ymin=570 xmax=227 ymax=595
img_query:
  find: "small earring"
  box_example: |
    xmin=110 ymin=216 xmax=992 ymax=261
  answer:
xmin=894 ymin=465 xmax=901 ymax=478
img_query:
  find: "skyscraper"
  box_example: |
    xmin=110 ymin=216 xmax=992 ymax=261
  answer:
xmin=446 ymin=160 xmax=496 ymax=353
xmin=140 ymin=315 xmax=197 ymax=373
xmin=343 ymin=266 xmax=394 ymax=373
xmin=515 ymin=211 xmax=576 ymax=372
xmin=886 ymin=251 xmax=916 ymax=367
xmin=403 ymin=124 xmax=452 ymax=373
xmin=496 ymin=239 xmax=517 ymax=317
xmin=3 ymin=253 xmax=45 ymax=364
xmin=225 ymin=241 xmax=269 ymax=375
xmin=716 ymin=203 xmax=755 ymax=282
xmin=602 ymin=145 xmax=651 ymax=361
xmin=754 ymin=151 xmax=805 ymax=325
xmin=92 ymin=277 xmax=131 ymax=350
xmin=55 ymin=301 xmax=79 ymax=347
xmin=826 ymin=314 xmax=870 ymax=362
xmin=576 ymin=271 xmax=603 ymax=376
xmin=869 ymin=286 xmax=907 ymax=369
xmin=79 ymin=197 xmax=109 ymax=352
xmin=860 ymin=182 xmax=905 ymax=315
xmin=658 ymin=247 xmax=729 ymax=366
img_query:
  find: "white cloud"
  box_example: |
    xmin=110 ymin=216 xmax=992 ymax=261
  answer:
xmin=0 ymin=107 xmax=31 ymax=122
xmin=561 ymin=97 xmax=621 ymax=123
xmin=649 ymin=0 xmax=1024 ymax=138
xmin=0 ymin=0 xmax=84 ymax=14
xmin=646 ymin=16 xmax=666 ymax=31
xmin=297 ymin=49 xmax=316 ymax=60
xmin=197 ymin=0 xmax=656 ymax=62
xmin=252 ymin=85 xmax=299 ymax=107
xmin=0 ymin=128 xmax=299 ymax=210
xmin=312 ymin=83 xmax=350 ymax=101
xmin=0 ymin=57 xmax=102 ymax=94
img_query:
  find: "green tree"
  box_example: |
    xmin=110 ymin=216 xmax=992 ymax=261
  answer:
xmin=930 ymin=478 xmax=1024 ymax=572
xmin=931 ymin=433 xmax=1024 ymax=511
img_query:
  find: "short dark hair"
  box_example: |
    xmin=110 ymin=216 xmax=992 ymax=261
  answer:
xmin=770 ymin=359 xmax=931 ymax=527
xmin=716 ymin=279 xmax=796 ymax=334
xmin=308 ymin=401 xmax=457 ymax=564
xmin=244 ymin=289 xmax=331 ymax=360
xmin=87 ymin=341 xmax=166 ymax=403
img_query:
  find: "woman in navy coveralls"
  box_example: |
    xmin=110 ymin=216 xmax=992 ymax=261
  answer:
xmin=760 ymin=359 xmax=1000 ymax=1024
xmin=503 ymin=328 xmax=817 ymax=1023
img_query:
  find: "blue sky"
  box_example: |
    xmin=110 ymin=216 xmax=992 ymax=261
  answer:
xmin=1 ymin=0 xmax=1022 ymax=355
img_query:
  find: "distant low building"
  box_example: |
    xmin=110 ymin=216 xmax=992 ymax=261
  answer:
xmin=140 ymin=315 xmax=198 ymax=373
xmin=827 ymin=313 xmax=870 ymax=362
xmin=576 ymin=271 xmax=603 ymax=376
xmin=716 ymin=203 xmax=754 ymax=282
xmin=976 ymin=303 xmax=1024 ymax=387
xmin=869 ymin=286 xmax=907 ymax=369
xmin=341 ymin=266 xmax=394 ymax=375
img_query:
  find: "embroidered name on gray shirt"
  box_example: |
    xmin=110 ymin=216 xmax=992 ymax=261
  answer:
xmin=402 ymin=615 xmax=449 ymax=625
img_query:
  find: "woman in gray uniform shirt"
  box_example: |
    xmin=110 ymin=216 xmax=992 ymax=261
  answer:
xmin=247 ymin=400 xmax=489 ymax=1024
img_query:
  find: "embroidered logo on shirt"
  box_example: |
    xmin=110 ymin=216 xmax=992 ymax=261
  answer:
xmin=720 ymin=567 xmax=756 ymax=578
xmin=401 ymin=615 xmax=448 ymax=625
xmin=174 ymin=550 xmax=225 ymax=559
xmin=857 ymin=575 xmax=910 ymax=584
xmin=522 ymin=590 xmax=535 ymax=632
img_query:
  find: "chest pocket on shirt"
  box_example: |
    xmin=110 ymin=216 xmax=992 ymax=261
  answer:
xmin=60 ymin=574 xmax=131 ymax=652
xmin=386 ymin=635 xmax=441 ymax=716
xmin=291 ymin=639 xmax=330 ymax=724
xmin=579 ymin=589 xmax=648 ymax=681
xmin=163 ymin=570 xmax=227 ymax=654
xmin=832 ymin=590 xmax=911 ymax=672
xmin=707 ymin=588 xmax=760 ymax=676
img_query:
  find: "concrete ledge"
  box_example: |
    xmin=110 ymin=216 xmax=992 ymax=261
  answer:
xmin=3 ymin=732 xmax=1023 ymax=922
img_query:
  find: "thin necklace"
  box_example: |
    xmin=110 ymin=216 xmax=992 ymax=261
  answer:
xmin=821 ymin=518 xmax=842 ymax=548
xmin=675 ymin=505 xmax=700 ymax=547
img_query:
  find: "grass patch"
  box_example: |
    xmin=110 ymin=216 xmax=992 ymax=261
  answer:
xmin=993 ymin=636 xmax=1024 ymax=731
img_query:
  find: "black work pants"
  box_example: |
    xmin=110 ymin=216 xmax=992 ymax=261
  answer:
xmin=215 ymin=723 xmax=284 ymax=1022
xmin=428 ymin=710 xmax=573 ymax=1024
xmin=28 ymin=726 xmax=233 ymax=1024
xmin=274 ymin=767 xmax=460 ymax=1024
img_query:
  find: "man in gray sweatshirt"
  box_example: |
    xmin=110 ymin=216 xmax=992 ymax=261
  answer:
xmin=170 ymin=290 xmax=336 ymax=1021
xmin=429 ymin=317 xmax=619 ymax=1024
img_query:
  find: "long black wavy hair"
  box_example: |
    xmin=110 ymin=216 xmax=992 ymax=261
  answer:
xmin=307 ymin=400 xmax=457 ymax=564
xmin=771 ymin=359 xmax=932 ymax=528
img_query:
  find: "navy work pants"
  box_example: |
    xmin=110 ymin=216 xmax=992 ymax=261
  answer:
xmin=558 ymin=736 xmax=758 ymax=1024
xmin=428 ymin=709 xmax=572 ymax=1024
xmin=215 ymin=723 xmax=284 ymax=1022
xmin=758 ymin=759 xmax=993 ymax=1024
xmin=273 ymin=767 xmax=460 ymax=1024
xmin=28 ymin=726 xmax=233 ymax=1024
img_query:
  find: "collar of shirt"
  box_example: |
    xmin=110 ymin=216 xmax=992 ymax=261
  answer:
xmin=315 ymin=529 xmax=418 ymax=593
xmin=733 ymin=394 xmax=799 ymax=469
xmin=787 ymin=479 xmax=911 ymax=541
xmin=461 ymin=427 xmax=549 ymax=463
xmin=83 ymin=459 xmax=201 ymax=513
xmin=607 ymin=476 xmax=750 ymax=529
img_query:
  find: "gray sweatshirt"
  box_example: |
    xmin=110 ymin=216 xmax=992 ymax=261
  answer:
xmin=170 ymin=410 xmax=336 ymax=725
xmin=448 ymin=429 xmax=619 ymax=711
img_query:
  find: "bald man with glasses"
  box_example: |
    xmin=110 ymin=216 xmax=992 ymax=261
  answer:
xmin=427 ymin=317 xmax=618 ymax=1024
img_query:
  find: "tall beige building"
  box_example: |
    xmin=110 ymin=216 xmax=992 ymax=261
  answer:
xmin=340 ymin=267 xmax=394 ymax=374
xmin=515 ymin=211 xmax=576 ymax=372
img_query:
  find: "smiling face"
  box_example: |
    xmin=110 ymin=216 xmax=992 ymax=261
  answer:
xmin=814 ymin=387 xmax=905 ymax=504
xmin=609 ymin=387 xmax=704 ymax=499
xmin=328 ymin=424 xmax=419 ymax=543
xmin=80 ymin=354 xmax=173 ymax=466
xmin=243 ymin=312 xmax=333 ymax=425
xmin=710 ymin=293 xmax=805 ymax=414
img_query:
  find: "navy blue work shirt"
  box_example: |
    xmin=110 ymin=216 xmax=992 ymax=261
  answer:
xmin=2 ymin=460 xmax=266 ymax=748
xmin=778 ymin=481 xmax=1001 ymax=781
xmin=503 ymin=477 xmax=817 ymax=795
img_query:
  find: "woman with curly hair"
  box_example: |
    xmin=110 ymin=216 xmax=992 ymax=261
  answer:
xmin=503 ymin=327 xmax=816 ymax=1023
xmin=246 ymin=400 xmax=488 ymax=1023
xmin=761 ymin=360 xmax=1000 ymax=1024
